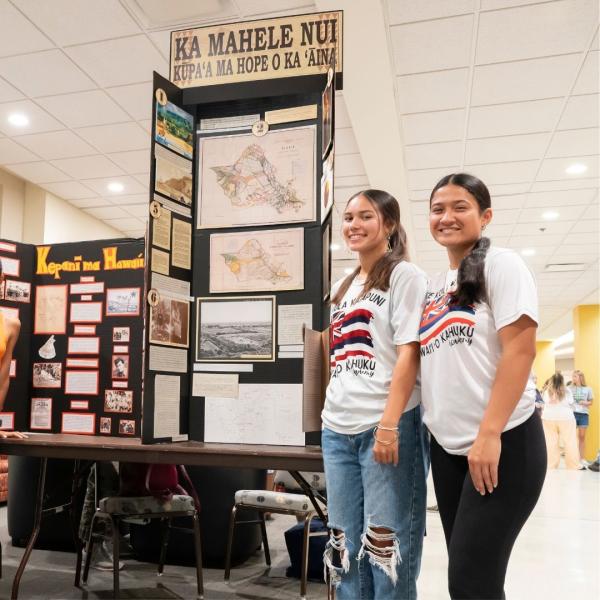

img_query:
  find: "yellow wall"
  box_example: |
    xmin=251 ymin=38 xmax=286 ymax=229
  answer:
xmin=534 ymin=341 xmax=555 ymax=387
xmin=573 ymin=305 xmax=599 ymax=461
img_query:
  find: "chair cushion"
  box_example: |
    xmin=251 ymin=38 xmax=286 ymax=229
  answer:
xmin=234 ymin=489 xmax=311 ymax=512
xmin=273 ymin=471 xmax=326 ymax=492
xmin=99 ymin=494 xmax=195 ymax=515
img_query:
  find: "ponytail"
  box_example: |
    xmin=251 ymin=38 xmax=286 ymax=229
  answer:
xmin=450 ymin=236 xmax=490 ymax=306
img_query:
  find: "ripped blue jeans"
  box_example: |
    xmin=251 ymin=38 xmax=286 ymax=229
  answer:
xmin=322 ymin=406 xmax=427 ymax=600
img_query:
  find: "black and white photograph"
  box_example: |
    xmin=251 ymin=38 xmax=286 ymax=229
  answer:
xmin=5 ymin=279 xmax=30 ymax=303
xmin=112 ymin=326 xmax=130 ymax=342
xmin=150 ymin=296 xmax=189 ymax=348
xmin=106 ymin=287 xmax=141 ymax=316
xmin=104 ymin=389 xmax=133 ymax=413
xmin=32 ymin=362 xmax=62 ymax=388
xmin=195 ymin=296 xmax=275 ymax=362
xmin=119 ymin=419 xmax=136 ymax=435
xmin=111 ymin=354 xmax=129 ymax=379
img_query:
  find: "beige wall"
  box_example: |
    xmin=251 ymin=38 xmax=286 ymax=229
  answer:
xmin=0 ymin=167 xmax=123 ymax=245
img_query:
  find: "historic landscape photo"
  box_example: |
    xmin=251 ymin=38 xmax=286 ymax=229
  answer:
xmin=155 ymin=100 xmax=193 ymax=159
xmin=155 ymin=145 xmax=192 ymax=206
xmin=196 ymin=296 xmax=275 ymax=362
xmin=197 ymin=125 xmax=315 ymax=229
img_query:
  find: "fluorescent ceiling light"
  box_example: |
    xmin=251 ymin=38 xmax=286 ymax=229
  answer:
xmin=521 ymin=248 xmax=536 ymax=256
xmin=107 ymin=182 xmax=124 ymax=193
xmin=8 ymin=112 xmax=29 ymax=127
xmin=330 ymin=243 xmax=340 ymax=251
xmin=565 ymin=163 xmax=587 ymax=175
xmin=554 ymin=346 xmax=574 ymax=357
xmin=542 ymin=210 xmax=559 ymax=221
xmin=551 ymin=329 xmax=574 ymax=350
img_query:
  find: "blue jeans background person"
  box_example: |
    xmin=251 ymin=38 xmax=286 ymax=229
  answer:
xmin=322 ymin=406 xmax=427 ymax=600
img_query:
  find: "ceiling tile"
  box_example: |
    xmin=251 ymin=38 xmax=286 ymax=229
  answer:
xmin=465 ymin=160 xmax=538 ymax=184
xmin=558 ymin=94 xmax=599 ymax=130
xmin=81 ymin=175 xmax=146 ymax=196
xmin=476 ymin=0 xmax=597 ymax=64
xmin=486 ymin=182 xmax=530 ymax=195
xmin=408 ymin=166 xmax=459 ymax=191
xmin=509 ymin=234 xmax=565 ymax=247
xmin=336 ymin=153 xmax=366 ymax=177
xmin=562 ymin=231 xmax=598 ymax=245
xmin=493 ymin=194 xmax=526 ymax=210
xmin=65 ymin=35 xmax=168 ymax=87
xmin=75 ymin=122 xmax=149 ymax=153
xmin=39 ymin=180 xmax=98 ymax=200
xmin=569 ymin=218 xmax=598 ymax=233
xmin=404 ymin=141 xmax=463 ymax=169
xmin=481 ymin=0 xmax=557 ymax=9
xmin=37 ymin=90 xmax=131 ymax=128
xmin=489 ymin=209 xmax=515 ymax=225
xmin=6 ymin=160 xmax=68 ymax=183
xmin=402 ymin=109 xmax=465 ymax=144
xmin=132 ymin=172 xmax=149 ymax=187
xmin=391 ymin=15 xmax=473 ymax=75
xmin=50 ymin=155 xmax=124 ymax=179
xmin=122 ymin=204 xmax=148 ymax=218
xmin=0 ymin=49 xmax=95 ymax=97
xmin=103 ymin=217 xmax=144 ymax=231
xmin=484 ymin=223 xmax=514 ymax=237
xmin=537 ymin=156 xmax=599 ymax=181
xmin=105 ymin=82 xmax=153 ymax=120
xmin=524 ymin=188 xmax=597 ymax=207
xmin=147 ymin=30 xmax=170 ymax=60
xmin=335 ymin=128 xmax=359 ymax=155
xmin=398 ymin=68 xmax=469 ymax=113
xmin=84 ymin=206 xmax=130 ymax=220
xmin=547 ymin=128 xmax=598 ymax=158
xmin=581 ymin=203 xmax=599 ymax=220
xmin=138 ymin=119 xmax=152 ymax=133
xmin=0 ymin=0 xmax=54 ymax=57
xmin=68 ymin=198 xmax=109 ymax=208
xmin=472 ymin=54 xmax=580 ymax=106
xmin=16 ymin=130 xmax=97 ymax=160
xmin=512 ymin=219 xmax=575 ymax=236
xmin=0 ymin=137 xmax=40 ymax=163
xmin=0 ymin=76 xmax=24 ymax=102
xmin=0 ymin=99 xmax=65 ymax=136
xmin=530 ymin=177 xmax=598 ymax=192
xmin=519 ymin=205 xmax=588 ymax=223
xmin=106 ymin=150 xmax=150 ymax=174
xmin=94 ymin=194 xmax=148 ymax=206
xmin=386 ymin=0 xmax=474 ymax=24
xmin=573 ymin=50 xmax=599 ymax=95
xmin=14 ymin=0 xmax=140 ymax=46
xmin=468 ymin=98 xmax=562 ymax=138
xmin=465 ymin=132 xmax=549 ymax=164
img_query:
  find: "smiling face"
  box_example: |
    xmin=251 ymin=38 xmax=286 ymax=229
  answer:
xmin=342 ymin=194 xmax=391 ymax=256
xmin=429 ymin=184 xmax=492 ymax=252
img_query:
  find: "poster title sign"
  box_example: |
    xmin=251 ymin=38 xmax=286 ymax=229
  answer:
xmin=170 ymin=11 xmax=342 ymax=88
xmin=36 ymin=246 xmax=145 ymax=280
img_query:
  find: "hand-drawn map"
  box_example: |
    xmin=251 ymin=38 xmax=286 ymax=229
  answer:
xmin=210 ymin=227 xmax=304 ymax=293
xmin=197 ymin=125 xmax=316 ymax=229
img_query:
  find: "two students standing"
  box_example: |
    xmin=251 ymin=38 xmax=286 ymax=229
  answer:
xmin=322 ymin=173 xmax=547 ymax=599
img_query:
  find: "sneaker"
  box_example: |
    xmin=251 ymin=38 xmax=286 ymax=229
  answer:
xmin=579 ymin=460 xmax=588 ymax=470
xmin=588 ymin=461 xmax=599 ymax=472
xmin=83 ymin=540 xmax=125 ymax=571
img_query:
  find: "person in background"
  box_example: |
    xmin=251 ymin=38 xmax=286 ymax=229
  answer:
xmin=542 ymin=372 xmax=580 ymax=470
xmin=420 ymin=172 xmax=546 ymax=600
xmin=533 ymin=373 xmax=544 ymax=416
xmin=321 ymin=189 xmax=427 ymax=599
xmin=568 ymin=369 xmax=593 ymax=467
xmin=0 ymin=260 xmax=26 ymax=440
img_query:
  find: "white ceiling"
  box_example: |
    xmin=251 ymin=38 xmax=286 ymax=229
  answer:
xmin=0 ymin=0 xmax=597 ymax=340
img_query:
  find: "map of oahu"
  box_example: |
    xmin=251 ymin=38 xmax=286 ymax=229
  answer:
xmin=222 ymin=239 xmax=292 ymax=286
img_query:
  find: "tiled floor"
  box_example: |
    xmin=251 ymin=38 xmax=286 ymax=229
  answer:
xmin=0 ymin=467 xmax=597 ymax=599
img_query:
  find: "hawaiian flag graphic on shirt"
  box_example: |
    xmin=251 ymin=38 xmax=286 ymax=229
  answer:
xmin=330 ymin=307 xmax=375 ymax=366
xmin=419 ymin=293 xmax=475 ymax=346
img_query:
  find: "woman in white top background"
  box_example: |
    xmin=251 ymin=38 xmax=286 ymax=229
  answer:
xmin=568 ymin=369 xmax=594 ymax=466
xmin=419 ymin=173 xmax=547 ymax=599
xmin=542 ymin=371 xmax=580 ymax=469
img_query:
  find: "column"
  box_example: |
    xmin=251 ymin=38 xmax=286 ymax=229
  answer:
xmin=534 ymin=341 xmax=555 ymax=388
xmin=573 ymin=304 xmax=599 ymax=461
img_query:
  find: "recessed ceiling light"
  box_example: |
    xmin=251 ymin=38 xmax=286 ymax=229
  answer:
xmin=542 ymin=210 xmax=559 ymax=221
xmin=565 ymin=163 xmax=587 ymax=175
xmin=521 ymin=248 xmax=536 ymax=256
xmin=107 ymin=182 xmax=124 ymax=193
xmin=330 ymin=243 xmax=340 ymax=251
xmin=8 ymin=112 xmax=29 ymax=127
xmin=343 ymin=267 xmax=354 ymax=274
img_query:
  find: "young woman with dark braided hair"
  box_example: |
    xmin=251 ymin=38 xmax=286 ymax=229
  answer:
xmin=419 ymin=173 xmax=547 ymax=599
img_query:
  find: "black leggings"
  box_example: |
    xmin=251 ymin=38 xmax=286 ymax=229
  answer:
xmin=430 ymin=411 xmax=547 ymax=600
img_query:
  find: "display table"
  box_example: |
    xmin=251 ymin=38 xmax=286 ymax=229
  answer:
xmin=0 ymin=434 xmax=324 ymax=599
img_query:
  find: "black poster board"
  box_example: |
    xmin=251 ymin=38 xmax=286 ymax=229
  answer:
xmin=0 ymin=238 xmax=144 ymax=437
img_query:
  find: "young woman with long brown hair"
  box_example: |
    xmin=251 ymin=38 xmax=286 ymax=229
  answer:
xmin=322 ymin=190 xmax=427 ymax=599
xmin=419 ymin=173 xmax=547 ymax=599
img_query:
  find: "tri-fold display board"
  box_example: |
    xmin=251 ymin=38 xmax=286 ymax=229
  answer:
xmin=143 ymin=10 xmax=342 ymax=446
xmin=0 ymin=239 xmax=144 ymax=436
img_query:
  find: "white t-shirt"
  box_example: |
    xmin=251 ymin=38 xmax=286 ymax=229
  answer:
xmin=420 ymin=247 xmax=538 ymax=455
xmin=321 ymin=261 xmax=427 ymax=434
xmin=542 ymin=388 xmax=575 ymax=421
